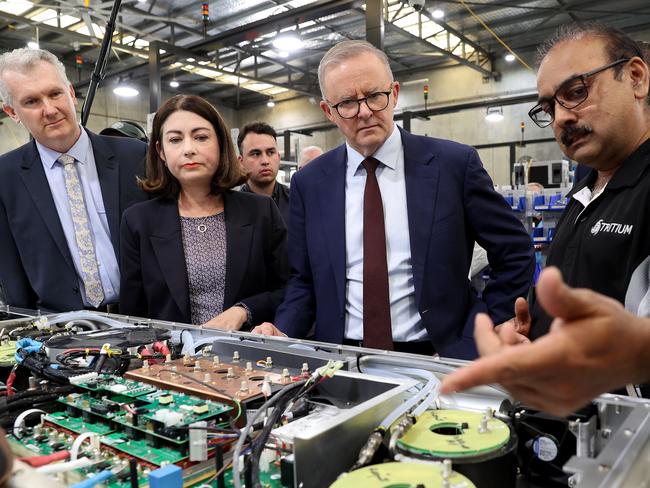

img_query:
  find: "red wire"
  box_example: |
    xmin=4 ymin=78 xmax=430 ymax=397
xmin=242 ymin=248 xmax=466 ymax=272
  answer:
xmin=6 ymin=368 xmax=16 ymax=396
xmin=19 ymin=450 xmax=70 ymax=467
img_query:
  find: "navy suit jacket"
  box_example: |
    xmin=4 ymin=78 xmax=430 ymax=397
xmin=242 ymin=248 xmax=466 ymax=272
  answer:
xmin=274 ymin=128 xmax=534 ymax=359
xmin=119 ymin=191 xmax=288 ymax=326
xmin=0 ymin=130 xmax=146 ymax=312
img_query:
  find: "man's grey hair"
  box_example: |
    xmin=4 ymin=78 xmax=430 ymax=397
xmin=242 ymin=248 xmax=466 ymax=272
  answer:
xmin=0 ymin=48 xmax=70 ymax=106
xmin=318 ymin=40 xmax=393 ymax=99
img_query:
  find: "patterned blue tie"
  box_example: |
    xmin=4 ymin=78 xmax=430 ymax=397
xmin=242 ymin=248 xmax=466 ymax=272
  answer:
xmin=58 ymin=154 xmax=105 ymax=307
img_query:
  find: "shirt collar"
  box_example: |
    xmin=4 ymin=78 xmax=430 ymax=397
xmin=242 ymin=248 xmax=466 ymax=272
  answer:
xmin=346 ymin=123 xmax=400 ymax=177
xmin=36 ymin=125 xmax=89 ymax=169
xmin=605 ymin=137 xmax=650 ymax=190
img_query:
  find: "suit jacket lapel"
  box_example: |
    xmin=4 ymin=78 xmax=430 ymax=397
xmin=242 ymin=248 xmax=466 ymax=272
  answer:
xmin=18 ymin=142 xmax=75 ymax=270
xmin=224 ymin=191 xmax=252 ymax=307
xmin=401 ymin=128 xmax=439 ymax=306
xmin=316 ymin=145 xmax=347 ymax=315
xmin=89 ymin=132 xmax=120 ymax=256
xmin=149 ymin=199 xmax=190 ymax=317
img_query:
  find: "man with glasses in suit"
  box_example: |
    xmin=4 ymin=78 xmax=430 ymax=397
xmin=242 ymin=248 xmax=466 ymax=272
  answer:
xmin=253 ymin=40 xmax=534 ymax=359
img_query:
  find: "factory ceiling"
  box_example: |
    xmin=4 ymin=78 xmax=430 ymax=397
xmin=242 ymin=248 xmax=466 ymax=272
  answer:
xmin=0 ymin=0 xmax=648 ymax=109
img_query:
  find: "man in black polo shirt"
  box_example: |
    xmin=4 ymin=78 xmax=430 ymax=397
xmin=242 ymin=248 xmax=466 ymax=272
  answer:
xmin=237 ymin=122 xmax=290 ymax=224
xmin=492 ymin=23 xmax=650 ymax=340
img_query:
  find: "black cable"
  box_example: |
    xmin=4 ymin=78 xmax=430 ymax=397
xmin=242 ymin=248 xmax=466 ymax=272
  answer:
xmin=216 ymin=445 xmax=225 ymax=488
xmin=249 ymin=380 xmax=310 ymax=488
xmin=129 ymin=458 xmax=138 ymax=488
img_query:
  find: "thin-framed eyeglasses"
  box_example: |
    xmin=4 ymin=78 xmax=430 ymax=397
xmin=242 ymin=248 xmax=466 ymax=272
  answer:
xmin=327 ymin=84 xmax=394 ymax=119
xmin=528 ymin=58 xmax=630 ymax=128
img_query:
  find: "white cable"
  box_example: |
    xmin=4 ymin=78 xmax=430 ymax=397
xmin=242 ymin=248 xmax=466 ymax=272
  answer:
xmin=47 ymin=312 xmax=134 ymax=329
xmin=412 ymin=382 xmax=441 ymax=416
xmin=180 ymin=330 xmax=195 ymax=356
xmin=13 ymin=408 xmax=45 ymax=439
xmin=36 ymin=456 xmax=93 ymax=474
xmin=70 ymin=432 xmax=98 ymax=461
xmin=380 ymin=374 xmax=436 ymax=429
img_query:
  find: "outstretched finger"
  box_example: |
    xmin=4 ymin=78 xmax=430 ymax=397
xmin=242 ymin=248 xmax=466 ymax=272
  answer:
xmin=513 ymin=297 xmax=531 ymax=335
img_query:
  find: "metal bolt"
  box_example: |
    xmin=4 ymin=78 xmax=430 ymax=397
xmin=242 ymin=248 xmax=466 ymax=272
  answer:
xmin=442 ymin=459 xmax=452 ymax=478
xmin=227 ymin=367 xmax=235 ymax=379
xmin=232 ymin=351 xmax=240 ymax=362
xmin=246 ymin=361 xmax=253 ymax=372
xmin=479 ymin=416 xmax=489 ymax=433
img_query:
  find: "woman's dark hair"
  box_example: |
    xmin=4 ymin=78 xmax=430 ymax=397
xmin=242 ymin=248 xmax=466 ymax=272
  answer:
xmin=138 ymin=94 xmax=246 ymax=197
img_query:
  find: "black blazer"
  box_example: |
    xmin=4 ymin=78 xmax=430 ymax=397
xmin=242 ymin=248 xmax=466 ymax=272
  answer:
xmin=119 ymin=191 xmax=288 ymax=326
xmin=0 ymin=130 xmax=146 ymax=311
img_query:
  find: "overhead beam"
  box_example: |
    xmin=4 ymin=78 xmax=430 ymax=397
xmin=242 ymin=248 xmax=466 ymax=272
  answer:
xmin=188 ymin=0 xmax=361 ymax=52
xmin=381 ymin=14 xmax=496 ymax=78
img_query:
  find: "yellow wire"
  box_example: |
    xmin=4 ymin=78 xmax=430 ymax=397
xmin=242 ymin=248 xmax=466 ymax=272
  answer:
xmin=458 ymin=0 xmax=533 ymax=71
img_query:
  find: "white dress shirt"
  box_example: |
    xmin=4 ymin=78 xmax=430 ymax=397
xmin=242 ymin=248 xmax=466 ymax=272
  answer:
xmin=37 ymin=127 xmax=119 ymax=306
xmin=344 ymin=124 xmax=427 ymax=342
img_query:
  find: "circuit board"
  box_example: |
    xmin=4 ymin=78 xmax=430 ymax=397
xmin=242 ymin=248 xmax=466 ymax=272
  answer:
xmin=125 ymin=356 xmax=292 ymax=405
xmin=0 ymin=338 xmax=17 ymax=366
xmin=7 ymin=431 xmax=152 ymax=488
xmin=59 ymin=374 xmax=233 ymax=448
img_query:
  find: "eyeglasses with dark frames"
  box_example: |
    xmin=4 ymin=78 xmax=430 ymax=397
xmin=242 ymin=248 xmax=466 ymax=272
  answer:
xmin=528 ymin=58 xmax=630 ymax=128
xmin=327 ymin=84 xmax=394 ymax=119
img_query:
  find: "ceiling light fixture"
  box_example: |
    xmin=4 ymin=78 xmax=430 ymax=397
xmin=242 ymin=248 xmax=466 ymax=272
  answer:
xmin=272 ymin=32 xmax=303 ymax=52
xmin=267 ymin=99 xmax=276 ymax=108
xmin=169 ymin=79 xmax=180 ymax=88
xmin=504 ymin=53 xmax=516 ymax=63
xmin=27 ymin=41 xmax=39 ymax=49
xmin=113 ymin=79 xmax=139 ymax=97
xmin=432 ymin=9 xmax=444 ymax=19
xmin=485 ymin=106 xmax=504 ymax=122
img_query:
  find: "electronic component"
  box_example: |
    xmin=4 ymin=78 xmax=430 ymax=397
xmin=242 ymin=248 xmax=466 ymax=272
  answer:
xmin=125 ymin=356 xmax=289 ymax=405
xmin=148 ymin=464 xmax=182 ymax=488
xmin=4 ymin=307 xmax=650 ymax=488
xmin=396 ymin=409 xmax=517 ymax=488
xmin=331 ymin=462 xmax=476 ymax=488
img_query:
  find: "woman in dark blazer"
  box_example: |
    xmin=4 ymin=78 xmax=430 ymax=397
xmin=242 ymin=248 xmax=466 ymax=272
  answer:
xmin=119 ymin=94 xmax=287 ymax=330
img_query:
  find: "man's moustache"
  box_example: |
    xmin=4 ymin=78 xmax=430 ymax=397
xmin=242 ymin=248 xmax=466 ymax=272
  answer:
xmin=561 ymin=125 xmax=593 ymax=146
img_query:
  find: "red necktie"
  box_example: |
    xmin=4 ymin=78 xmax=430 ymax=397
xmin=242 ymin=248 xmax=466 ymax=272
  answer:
xmin=362 ymin=157 xmax=393 ymax=350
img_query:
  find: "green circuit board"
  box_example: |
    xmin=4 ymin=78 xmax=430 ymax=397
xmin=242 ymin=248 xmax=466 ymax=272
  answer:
xmin=7 ymin=432 xmax=151 ymax=488
xmin=60 ymin=376 xmax=232 ymax=446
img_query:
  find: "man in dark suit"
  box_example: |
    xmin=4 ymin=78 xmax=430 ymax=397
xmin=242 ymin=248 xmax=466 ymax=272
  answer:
xmin=0 ymin=48 xmax=145 ymax=312
xmin=254 ymin=40 xmax=534 ymax=359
